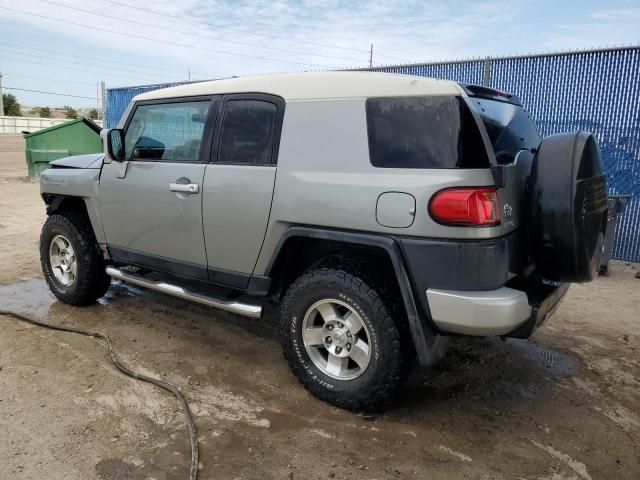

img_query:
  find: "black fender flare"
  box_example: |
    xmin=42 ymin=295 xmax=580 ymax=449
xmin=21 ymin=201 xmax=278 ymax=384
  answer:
xmin=42 ymin=193 xmax=86 ymax=215
xmin=265 ymin=226 xmax=438 ymax=366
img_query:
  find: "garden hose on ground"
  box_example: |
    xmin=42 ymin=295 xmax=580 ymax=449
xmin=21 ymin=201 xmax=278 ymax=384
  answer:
xmin=0 ymin=310 xmax=199 ymax=480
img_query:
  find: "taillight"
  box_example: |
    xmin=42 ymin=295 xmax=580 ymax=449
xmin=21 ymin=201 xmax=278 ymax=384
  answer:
xmin=429 ymin=188 xmax=501 ymax=226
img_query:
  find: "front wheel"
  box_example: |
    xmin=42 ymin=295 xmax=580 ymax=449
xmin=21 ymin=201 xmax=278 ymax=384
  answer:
xmin=40 ymin=211 xmax=111 ymax=306
xmin=280 ymin=268 xmax=408 ymax=411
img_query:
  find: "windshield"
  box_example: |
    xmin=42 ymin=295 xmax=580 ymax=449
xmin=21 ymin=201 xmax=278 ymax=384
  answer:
xmin=468 ymin=98 xmax=541 ymax=164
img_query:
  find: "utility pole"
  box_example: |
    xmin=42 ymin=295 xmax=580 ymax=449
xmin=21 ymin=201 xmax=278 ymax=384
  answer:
xmin=188 ymin=68 xmax=191 ymax=82
xmin=369 ymin=44 xmax=373 ymax=69
xmin=100 ymin=81 xmax=106 ymax=122
xmin=0 ymin=71 xmax=4 ymax=116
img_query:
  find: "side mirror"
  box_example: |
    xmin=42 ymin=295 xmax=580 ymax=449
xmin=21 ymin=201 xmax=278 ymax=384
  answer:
xmin=107 ymin=129 xmax=125 ymax=162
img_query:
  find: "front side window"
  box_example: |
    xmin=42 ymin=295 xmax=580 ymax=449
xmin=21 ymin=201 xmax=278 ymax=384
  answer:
xmin=125 ymin=100 xmax=211 ymax=162
xmin=366 ymin=96 xmax=489 ymax=169
xmin=218 ymin=99 xmax=278 ymax=165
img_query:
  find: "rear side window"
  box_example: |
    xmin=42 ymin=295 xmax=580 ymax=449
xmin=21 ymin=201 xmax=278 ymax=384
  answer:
xmin=218 ymin=99 xmax=278 ymax=165
xmin=468 ymin=98 xmax=541 ymax=164
xmin=365 ymin=96 xmax=489 ymax=169
xmin=125 ymin=100 xmax=211 ymax=162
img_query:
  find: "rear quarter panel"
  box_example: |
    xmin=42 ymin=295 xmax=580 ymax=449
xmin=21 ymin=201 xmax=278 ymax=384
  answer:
xmin=254 ymin=98 xmax=500 ymax=275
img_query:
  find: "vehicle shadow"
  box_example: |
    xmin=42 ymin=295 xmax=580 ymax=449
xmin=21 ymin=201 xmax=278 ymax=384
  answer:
xmin=392 ymin=334 xmax=576 ymax=416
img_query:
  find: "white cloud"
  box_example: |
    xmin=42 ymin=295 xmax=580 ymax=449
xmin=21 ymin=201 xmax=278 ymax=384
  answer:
xmin=0 ymin=0 xmax=531 ymax=76
xmin=0 ymin=0 xmax=638 ymax=107
xmin=590 ymin=8 xmax=640 ymax=21
xmin=543 ymin=6 xmax=640 ymax=51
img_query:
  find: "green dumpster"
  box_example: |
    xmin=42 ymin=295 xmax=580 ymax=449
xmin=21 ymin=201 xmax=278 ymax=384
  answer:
xmin=24 ymin=118 xmax=103 ymax=179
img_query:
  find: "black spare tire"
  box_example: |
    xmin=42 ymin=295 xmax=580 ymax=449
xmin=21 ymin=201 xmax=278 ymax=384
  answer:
xmin=528 ymin=131 xmax=608 ymax=283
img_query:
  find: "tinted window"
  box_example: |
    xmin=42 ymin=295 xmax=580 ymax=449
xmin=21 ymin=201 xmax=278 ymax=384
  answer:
xmin=366 ymin=96 xmax=488 ymax=169
xmin=469 ymin=98 xmax=541 ymax=164
xmin=218 ymin=100 xmax=277 ymax=164
xmin=125 ymin=100 xmax=211 ymax=162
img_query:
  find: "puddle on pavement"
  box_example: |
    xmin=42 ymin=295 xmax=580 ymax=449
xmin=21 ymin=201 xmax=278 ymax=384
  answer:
xmin=505 ymin=338 xmax=577 ymax=376
xmin=0 ymin=279 xmax=140 ymax=330
xmin=0 ymin=278 xmax=148 ymax=320
xmin=98 ymin=280 xmax=144 ymax=305
xmin=0 ymin=278 xmax=57 ymax=318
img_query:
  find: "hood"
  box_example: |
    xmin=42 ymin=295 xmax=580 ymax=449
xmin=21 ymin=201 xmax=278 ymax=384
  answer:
xmin=50 ymin=153 xmax=104 ymax=169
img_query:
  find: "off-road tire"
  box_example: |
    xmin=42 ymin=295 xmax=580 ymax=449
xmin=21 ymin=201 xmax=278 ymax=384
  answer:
xmin=40 ymin=211 xmax=111 ymax=306
xmin=280 ymin=268 xmax=407 ymax=411
xmin=319 ymin=255 xmax=417 ymax=378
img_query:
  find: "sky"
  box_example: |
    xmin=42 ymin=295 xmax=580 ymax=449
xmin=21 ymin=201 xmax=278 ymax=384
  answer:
xmin=0 ymin=0 xmax=639 ymax=109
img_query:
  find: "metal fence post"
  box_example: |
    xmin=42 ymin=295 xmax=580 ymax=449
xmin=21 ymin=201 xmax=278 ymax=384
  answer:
xmin=101 ymin=82 xmax=106 ymax=123
xmin=0 ymin=71 xmax=4 ymax=115
xmin=483 ymin=57 xmax=492 ymax=87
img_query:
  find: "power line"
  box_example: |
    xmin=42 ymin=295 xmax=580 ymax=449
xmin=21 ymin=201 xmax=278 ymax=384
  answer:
xmin=0 ymin=41 xmax=203 ymax=77
xmin=0 ymin=5 xmax=335 ymax=68
xmin=0 ymin=55 xmax=181 ymax=84
xmin=102 ymin=0 xmax=369 ymax=54
xmin=0 ymin=54 xmax=175 ymax=84
xmin=3 ymin=86 xmax=97 ymax=100
xmin=100 ymin=0 xmax=412 ymax=63
xmin=1 ymin=72 xmax=96 ymax=86
xmin=36 ymin=0 xmax=363 ymax=63
xmin=0 ymin=49 xmax=180 ymax=82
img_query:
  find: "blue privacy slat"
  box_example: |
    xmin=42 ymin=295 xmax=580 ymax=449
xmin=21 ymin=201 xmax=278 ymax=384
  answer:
xmin=485 ymin=49 xmax=640 ymax=262
xmin=105 ymin=47 xmax=640 ymax=262
xmin=105 ymin=83 xmax=185 ymax=128
xmin=370 ymin=61 xmax=485 ymax=85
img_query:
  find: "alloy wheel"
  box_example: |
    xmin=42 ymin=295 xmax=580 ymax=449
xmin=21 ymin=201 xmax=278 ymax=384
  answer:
xmin=302 ymin=298 xmax=372 ymax=380
xmin=49 ymin=234 xmax=77 ymax=287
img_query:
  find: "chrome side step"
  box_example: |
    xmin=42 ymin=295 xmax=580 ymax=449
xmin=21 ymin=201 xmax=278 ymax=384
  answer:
xmin=105 ymin=266 xmax=262 ymax=319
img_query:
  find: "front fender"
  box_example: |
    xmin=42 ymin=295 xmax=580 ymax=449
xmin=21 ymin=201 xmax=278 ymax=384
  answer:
xmin=40 ymin=167 xmax=106 ymax=245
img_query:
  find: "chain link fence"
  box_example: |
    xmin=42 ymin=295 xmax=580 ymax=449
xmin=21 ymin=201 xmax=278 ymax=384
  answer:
xmin=105 ymin=46 xmax=640 ymax=262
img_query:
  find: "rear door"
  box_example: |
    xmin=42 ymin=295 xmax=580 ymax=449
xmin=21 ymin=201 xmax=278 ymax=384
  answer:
xmin=202 ymin=94 xmax=284 ymax=288
xmin=465 ymin=93 xmax=542 ymax=235
xmin=100 ymin=96 xmax=219 ymax=280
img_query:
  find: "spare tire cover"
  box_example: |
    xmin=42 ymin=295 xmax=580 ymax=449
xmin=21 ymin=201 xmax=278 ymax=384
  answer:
xmin=528 ymin=131 xmax=608 ymax=283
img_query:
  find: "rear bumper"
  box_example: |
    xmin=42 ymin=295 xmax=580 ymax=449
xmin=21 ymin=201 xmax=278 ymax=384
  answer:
xmin=398 ymin=231 xmax=529 ymax=331
xmin=426 ymin=282 xmax=569 ymax=337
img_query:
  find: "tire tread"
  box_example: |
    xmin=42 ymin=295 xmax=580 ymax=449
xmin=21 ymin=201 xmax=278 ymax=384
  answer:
xmin=280 ymin=267 xmax=407 ymax=412
xmin=40 ymin=211 xmax=110 ymax=306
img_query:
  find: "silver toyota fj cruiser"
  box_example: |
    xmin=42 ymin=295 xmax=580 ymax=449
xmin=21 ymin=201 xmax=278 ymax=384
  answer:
xmin=39 ymin=72 xmax=608 ymax=411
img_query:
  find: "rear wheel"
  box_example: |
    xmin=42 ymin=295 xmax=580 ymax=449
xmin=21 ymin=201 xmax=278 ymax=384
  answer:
xmin=40 ymin=211 xmax=111 ymax=306
xmin=280 ymin=268 xmax=407 ymax=411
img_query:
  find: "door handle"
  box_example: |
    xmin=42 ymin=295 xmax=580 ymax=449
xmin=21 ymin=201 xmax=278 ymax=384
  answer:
xmin=169 ymin=183 xmax=199 ymax=194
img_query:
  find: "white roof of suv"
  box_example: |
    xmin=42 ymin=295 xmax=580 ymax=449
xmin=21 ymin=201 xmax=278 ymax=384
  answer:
xmin=134 ymin=71 xmax=463 ymax=102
